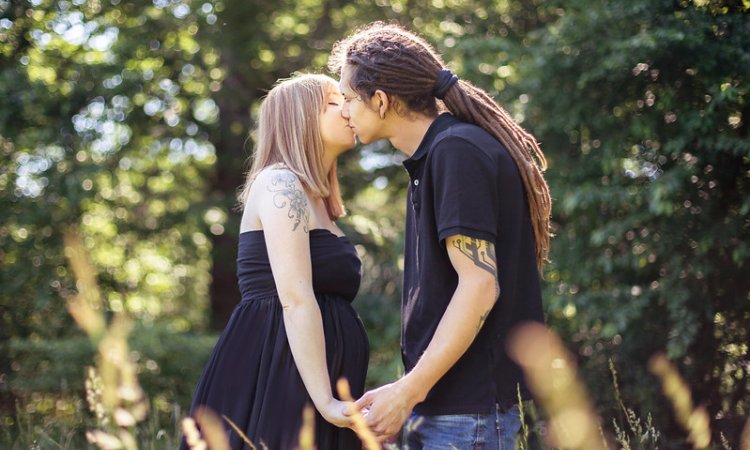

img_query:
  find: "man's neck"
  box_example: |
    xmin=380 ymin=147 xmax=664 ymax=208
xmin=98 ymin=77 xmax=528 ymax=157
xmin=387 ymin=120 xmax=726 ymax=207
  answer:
xmin=388 ymin=114 xmax=438 ymax=158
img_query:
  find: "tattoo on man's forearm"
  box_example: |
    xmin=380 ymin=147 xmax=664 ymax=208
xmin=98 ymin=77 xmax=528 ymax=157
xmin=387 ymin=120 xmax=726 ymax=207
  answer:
xmin=452 ymin=236 xmax=497 ymax=276
xmin=453 ymin=236 xmax=501 ymax=300
xmin=267 ymin=172 xmax=309 ymax=232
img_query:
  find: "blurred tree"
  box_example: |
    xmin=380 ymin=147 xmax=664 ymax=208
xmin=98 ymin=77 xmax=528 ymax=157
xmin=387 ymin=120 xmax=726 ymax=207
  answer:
xmin=497 ymin=0 xmax=749 ymax=444
xmin=0 ymin=0 xmax=221 ymax=409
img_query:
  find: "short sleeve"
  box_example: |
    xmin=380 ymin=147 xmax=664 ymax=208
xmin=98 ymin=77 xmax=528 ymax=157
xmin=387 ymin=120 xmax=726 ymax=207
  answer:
xmin=430 ymin=136 xmax=498 ymax=243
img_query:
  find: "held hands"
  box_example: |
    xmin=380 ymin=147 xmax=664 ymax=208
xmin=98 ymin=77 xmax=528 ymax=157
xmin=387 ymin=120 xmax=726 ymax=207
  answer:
xmin=351 ymin=378 xmax=424 ymax=442
xmin=319 ymin=398 xmax=354 ymax=429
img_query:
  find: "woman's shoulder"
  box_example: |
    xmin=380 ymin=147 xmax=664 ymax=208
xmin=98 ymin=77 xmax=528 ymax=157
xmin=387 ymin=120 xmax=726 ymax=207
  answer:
xmin=253 ymin=164 xmax=301 ymax=186
xmin=248 ymin=165 xmax=308 ymax=200
xmin=242 ymin=165 xmax=312 ymax=233
xmin=247 ymin=165 xmax=311 ymax=213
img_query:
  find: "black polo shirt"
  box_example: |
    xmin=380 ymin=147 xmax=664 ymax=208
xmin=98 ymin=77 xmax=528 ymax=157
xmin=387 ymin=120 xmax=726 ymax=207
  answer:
xmin=401 ymin=113 xmax=544 ymax=415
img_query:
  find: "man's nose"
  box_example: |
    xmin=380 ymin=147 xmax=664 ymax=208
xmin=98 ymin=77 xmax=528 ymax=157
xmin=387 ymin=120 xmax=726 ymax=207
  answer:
xmin=341 ymin=103 xmax=350 ymax=119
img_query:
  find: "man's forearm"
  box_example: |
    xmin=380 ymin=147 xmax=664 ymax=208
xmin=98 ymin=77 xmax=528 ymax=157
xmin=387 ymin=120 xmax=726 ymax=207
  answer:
xmin=400 ymin=276 xmax=497 ymax=403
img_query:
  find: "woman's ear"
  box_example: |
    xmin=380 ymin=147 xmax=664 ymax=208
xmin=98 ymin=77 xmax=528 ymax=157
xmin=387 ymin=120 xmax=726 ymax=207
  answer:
xmin=373 ymin=89 xmax=389 ymax=119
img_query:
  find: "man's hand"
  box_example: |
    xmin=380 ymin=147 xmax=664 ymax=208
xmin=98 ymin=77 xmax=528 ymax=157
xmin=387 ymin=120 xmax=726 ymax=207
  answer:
xmin=352 ymin=378 xmax=425 ymax=442
xmin=350 ymin=235 xmax=498 ymax=442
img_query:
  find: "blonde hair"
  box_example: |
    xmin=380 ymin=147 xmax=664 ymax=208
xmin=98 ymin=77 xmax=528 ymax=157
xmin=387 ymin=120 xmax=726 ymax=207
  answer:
xmin=238 ymin=74 xmax=345 ymax=219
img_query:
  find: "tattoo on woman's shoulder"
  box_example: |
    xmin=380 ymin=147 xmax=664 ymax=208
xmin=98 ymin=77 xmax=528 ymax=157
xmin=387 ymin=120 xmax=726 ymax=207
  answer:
xmin=267 ymin=171 xmax=309 ymax=232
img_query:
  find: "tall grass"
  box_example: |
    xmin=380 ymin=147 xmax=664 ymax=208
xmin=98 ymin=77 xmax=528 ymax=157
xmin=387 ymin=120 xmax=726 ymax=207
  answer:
xmin=56 ymin=229 xmax=377 ymax=450
xmin=3 ymin=230 xmax=749 ymax=450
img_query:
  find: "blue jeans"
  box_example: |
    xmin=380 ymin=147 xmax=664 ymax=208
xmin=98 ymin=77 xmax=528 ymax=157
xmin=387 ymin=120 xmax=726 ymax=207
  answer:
xmin=402 ymin=404 xmax=521 ymax=450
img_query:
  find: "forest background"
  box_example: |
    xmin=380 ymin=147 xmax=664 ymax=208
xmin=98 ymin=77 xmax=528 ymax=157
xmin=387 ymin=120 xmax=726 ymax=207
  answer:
xmin=1 ymin=0 xmax=749 ymax=448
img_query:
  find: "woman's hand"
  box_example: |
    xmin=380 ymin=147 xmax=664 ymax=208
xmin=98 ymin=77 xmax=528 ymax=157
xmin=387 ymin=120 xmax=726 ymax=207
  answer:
xmin=318 ymin=398 xmax=353 ymax=428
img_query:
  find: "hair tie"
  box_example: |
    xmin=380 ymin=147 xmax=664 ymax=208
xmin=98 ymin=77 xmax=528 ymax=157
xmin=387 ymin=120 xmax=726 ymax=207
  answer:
xmin=432 ymin=69 xmax=458 ymax=99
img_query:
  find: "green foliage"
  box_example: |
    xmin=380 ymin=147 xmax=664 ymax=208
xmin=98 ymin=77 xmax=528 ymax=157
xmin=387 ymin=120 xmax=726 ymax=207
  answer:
xmin=1 ymin=397 xmax=185 ymax=450
xmin=3 ymin=323 xmax=216 ymax=411
xmin=499 ymin=0 xmax=750 ymax=444
xmin=0 ymin=0 xmax=220 ymax=345
xmin=2 ymin=0 xmax=749 ymax=447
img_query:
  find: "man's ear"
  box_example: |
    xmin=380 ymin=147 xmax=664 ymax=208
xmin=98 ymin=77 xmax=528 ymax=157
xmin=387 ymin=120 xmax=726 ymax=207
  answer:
xmin=373 ymin=89 xmax=389 ymax=119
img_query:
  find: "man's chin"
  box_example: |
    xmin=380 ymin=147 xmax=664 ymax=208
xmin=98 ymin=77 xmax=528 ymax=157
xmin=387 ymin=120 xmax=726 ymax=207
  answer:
xmin=355 ymin=135 xmax=372 ymax=145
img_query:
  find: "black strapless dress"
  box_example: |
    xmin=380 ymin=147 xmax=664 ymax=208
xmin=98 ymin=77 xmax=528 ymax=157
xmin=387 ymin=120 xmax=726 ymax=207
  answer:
xmin=181 ymin=229 xmax=369 ymax=450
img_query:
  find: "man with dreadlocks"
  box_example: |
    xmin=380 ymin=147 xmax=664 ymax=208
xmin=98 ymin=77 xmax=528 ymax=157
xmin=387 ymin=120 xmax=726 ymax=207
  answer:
xmin=329 ymin=22 xmax=552 ymax=449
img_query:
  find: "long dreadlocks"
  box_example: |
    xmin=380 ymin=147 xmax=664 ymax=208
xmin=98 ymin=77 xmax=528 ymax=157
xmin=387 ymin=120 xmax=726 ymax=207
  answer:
xmin=330 ymin=22 xmax=552 ymax=269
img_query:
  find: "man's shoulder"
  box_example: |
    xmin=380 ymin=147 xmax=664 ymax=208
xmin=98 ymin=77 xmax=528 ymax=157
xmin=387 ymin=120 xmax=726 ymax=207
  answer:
xmin=435 ymin=120 xmax=503 ymax=148
xmin=430 ymin=120 xmax=506 ymax=162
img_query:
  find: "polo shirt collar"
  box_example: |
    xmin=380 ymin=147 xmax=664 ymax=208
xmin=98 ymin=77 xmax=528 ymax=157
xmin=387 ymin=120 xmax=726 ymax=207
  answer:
xmin=403 ymin=113 xmax=456 ymax=171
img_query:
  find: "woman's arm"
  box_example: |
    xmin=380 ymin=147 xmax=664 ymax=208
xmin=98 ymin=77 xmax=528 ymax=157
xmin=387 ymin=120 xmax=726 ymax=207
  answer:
xmin=253 ymin=168 xmax=350 ymax=427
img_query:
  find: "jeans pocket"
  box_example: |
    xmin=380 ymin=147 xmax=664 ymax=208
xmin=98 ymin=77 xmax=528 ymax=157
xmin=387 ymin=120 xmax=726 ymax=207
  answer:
xmin=496 ymin=405 xmax=522 ymax=450
xmin=406 ymin=413 xmax=482 ymax=449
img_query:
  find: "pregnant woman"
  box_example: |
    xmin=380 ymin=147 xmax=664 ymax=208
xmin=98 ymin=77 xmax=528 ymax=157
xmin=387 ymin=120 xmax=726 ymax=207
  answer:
xmin=181 ymin=73 xmax=369 ymax=450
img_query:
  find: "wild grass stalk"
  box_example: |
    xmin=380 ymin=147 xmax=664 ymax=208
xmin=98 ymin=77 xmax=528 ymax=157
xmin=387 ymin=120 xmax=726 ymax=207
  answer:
xmin=508 ymin=322 xmax=610 ymax=450
xmin=609 ymin=360 xmax=660 ymax=450
xmin=61 ymin=228 xmax=379 ymax=450
xmin=649 ymin=354 xmax=710 ymax=449
xmin=64 ymin=230 xmax=150 ymax=450
xmin=336 ymin=378 xmax=381 ymax=450
xmin=220 ymin=414 xmax=261 ymax=450
xmin=517 ymin=385 xmax=530 ymax=450
xmin=8 ymin=230 xmax=738 ymax=450
xmin=742 ymin=418 xmax=750 ymax=450
xmin=191 ymin=407 xmax=230 ymax=450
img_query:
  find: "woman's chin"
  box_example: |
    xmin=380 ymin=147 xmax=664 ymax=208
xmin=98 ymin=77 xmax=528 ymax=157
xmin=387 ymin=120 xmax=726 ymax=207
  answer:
xmin=344 ymin=136 xmax=358 ymax=149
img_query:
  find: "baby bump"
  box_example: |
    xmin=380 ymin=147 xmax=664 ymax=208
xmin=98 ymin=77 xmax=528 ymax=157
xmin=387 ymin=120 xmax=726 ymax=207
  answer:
xmin=317 ymin=294 xmax=370 ymax=399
